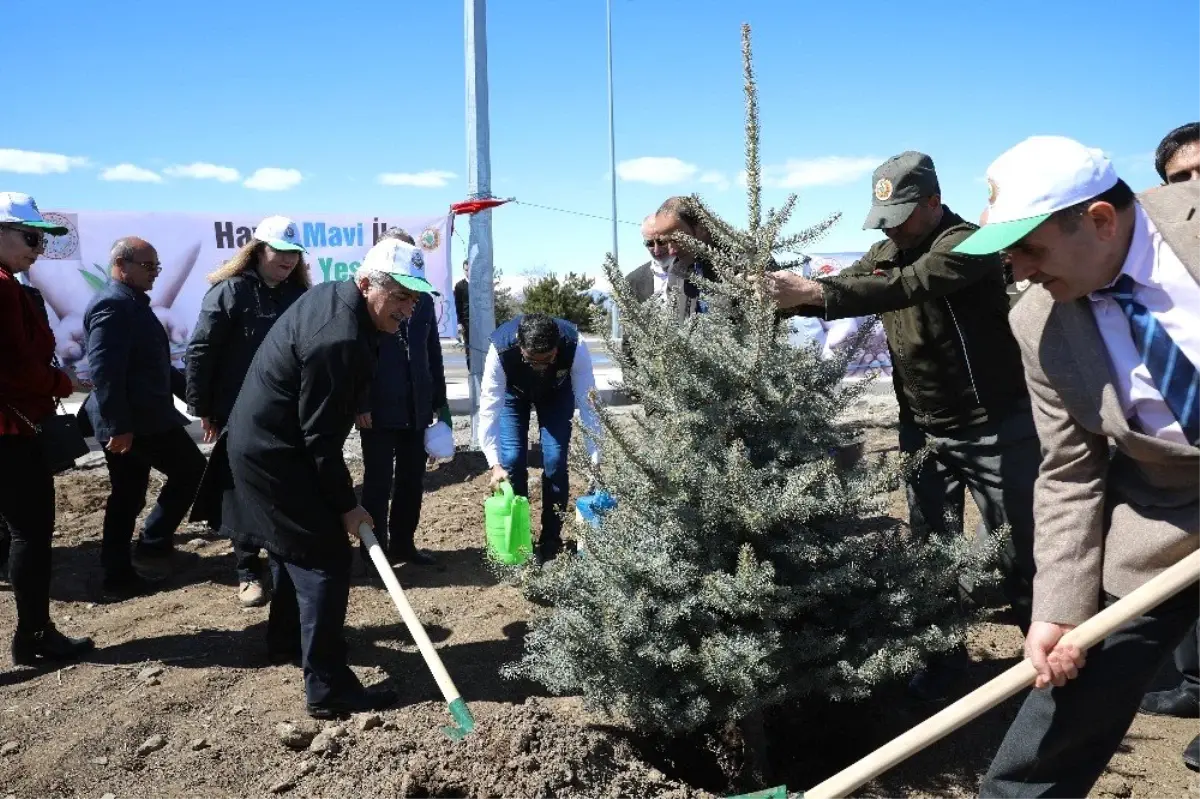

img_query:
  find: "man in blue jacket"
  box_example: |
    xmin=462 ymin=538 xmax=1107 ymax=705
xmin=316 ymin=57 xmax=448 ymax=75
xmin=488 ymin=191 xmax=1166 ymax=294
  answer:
xmin=355 ymin=229 xmax=450 ymax=568
xmin=478 ymin=313 xmax=601 ymax=562
xmin=82 ymin=236 xmax=206 ymax=597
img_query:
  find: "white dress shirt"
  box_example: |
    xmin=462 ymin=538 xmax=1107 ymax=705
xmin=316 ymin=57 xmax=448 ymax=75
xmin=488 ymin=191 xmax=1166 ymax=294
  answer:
xmin=1089 ymin=204 xmax=1200 ymax=446
xmin=477 ymin=338 xmax=601 ymax=467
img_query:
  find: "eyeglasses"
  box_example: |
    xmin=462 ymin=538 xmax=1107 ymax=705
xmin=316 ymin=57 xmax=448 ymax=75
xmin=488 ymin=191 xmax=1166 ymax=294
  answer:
xmin=520 ymin=350 xmax=556 ymax=368
xmin=124 ymin=259 xmax=162 ymax=273
xmin=643 ymin=238 xmax=670 ymax=249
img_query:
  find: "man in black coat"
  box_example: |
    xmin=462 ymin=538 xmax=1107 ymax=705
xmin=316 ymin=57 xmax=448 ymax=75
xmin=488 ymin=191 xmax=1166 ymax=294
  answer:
xmin=82 ymin=237 xmax=205 ymax=597
xmin=355 ymin=229 xmax=450 ymax=569
xmin=193 ymin=242 xmax=436 ymax=718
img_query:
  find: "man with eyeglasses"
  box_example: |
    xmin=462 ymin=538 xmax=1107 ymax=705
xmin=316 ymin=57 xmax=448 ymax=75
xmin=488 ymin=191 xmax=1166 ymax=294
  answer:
xmin=627 ymin=197 xmax=718 ymax=322
xmin=80 ymin=236 xmax=205 ymax=597
xmin=478 ymin=313 xmax=601 ymax=562
xmin=191 ymin=244 xmax=435 ymax=717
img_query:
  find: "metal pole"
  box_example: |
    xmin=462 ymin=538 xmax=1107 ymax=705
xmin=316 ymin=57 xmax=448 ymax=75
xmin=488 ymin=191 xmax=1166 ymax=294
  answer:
xmin=606 ymin=0 xmax=621 ymax=342
xmin=465 ymin=0 xmax=495 ymax=449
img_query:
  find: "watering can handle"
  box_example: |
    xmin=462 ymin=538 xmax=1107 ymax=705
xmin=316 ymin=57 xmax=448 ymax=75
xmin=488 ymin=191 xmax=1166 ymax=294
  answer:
xmin=504 ymin=502 xmax=513 ymax=551
xmin=496 ymin=479 xmax=514 ymax=500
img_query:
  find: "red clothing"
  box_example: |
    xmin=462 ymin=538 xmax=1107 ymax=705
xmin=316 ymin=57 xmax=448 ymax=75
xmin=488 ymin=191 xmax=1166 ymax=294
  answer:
xmin=0 ymin=267 xmax=73 ymax=436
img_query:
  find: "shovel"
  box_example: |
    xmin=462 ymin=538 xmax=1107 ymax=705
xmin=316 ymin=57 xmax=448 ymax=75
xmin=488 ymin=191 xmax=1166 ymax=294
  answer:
xmin=729 ymin=548 xmax=1200 ymax=799
xmin=358 ymin=523 xmax=476 ymax=740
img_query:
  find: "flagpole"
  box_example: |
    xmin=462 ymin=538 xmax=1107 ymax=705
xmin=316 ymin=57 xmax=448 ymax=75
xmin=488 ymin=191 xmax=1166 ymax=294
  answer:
xmin=606 ymin=0 xmax=621 ymax=342
xmin=465 ymin=0 xmax=495 ymax=447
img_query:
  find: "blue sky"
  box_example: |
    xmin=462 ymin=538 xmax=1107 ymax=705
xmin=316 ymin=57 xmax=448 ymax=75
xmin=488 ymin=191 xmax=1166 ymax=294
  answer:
xmin=4 ymin=0 xmax=1197 ymax=289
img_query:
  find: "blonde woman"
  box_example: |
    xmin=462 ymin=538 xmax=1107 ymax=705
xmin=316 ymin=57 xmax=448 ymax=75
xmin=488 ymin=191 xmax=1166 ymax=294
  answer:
xmin=185 ymin=216 xmax=309 ymax=608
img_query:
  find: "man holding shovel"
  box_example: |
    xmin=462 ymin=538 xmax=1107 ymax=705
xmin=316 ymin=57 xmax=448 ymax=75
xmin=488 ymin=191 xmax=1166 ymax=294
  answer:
xmin=953 ymin=137 xmax=1199 ymax=795
xmin=193 ymin=237 xmax=437 ymax=719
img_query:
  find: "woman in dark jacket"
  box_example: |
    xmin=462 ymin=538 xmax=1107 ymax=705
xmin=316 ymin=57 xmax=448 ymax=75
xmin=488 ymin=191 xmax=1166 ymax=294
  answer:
xmin=0 ymin=192 xmax=94 ymax=664
xmin=185 ymin=215 xmax=309 ymax=608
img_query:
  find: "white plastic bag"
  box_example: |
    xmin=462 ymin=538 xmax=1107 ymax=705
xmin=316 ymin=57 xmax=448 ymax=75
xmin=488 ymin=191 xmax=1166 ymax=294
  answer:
xmin=424 ymin=421 xmax=455 ymax=461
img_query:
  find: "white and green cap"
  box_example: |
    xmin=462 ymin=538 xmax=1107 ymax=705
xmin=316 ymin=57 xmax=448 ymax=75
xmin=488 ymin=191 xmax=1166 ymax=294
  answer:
xmin=0 ymin=192 xmax=68 ymax=234
xmin=954 ymin=136 xmax=1119 ymax=255
xmin=252 ymin=215 xmax=306 ymax=252
xmin=360 ymin=238 xmax=439 ymax=295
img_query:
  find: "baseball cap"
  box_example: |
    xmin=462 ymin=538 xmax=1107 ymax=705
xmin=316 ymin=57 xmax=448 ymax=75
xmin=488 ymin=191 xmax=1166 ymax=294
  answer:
xmin=954 ymin=136 xmax=1119 ymax=255
xmin=360 ymin=238 xmax=439 ymax=295
xmin=863 ymin=152 xmax=941 ymax=230
xmin=252 ymin=215 xmax=306 ymax=252
xmin=0 ymin=192 xmax=68 ymax=234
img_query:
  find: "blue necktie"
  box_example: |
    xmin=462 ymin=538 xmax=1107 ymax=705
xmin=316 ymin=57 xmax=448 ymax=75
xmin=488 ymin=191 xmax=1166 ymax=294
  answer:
xmin=1104 ymin=274 xmax=1199 ymax=445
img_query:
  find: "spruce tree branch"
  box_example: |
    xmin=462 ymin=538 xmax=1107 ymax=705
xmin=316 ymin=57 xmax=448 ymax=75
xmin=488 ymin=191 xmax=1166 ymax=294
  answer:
xmin=742 ymin=23 xmax=761 ymax=233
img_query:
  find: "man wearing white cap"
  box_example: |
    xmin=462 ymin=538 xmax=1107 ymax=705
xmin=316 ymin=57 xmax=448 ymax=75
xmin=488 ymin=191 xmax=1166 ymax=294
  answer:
xmin=192 ymin=237 xmax=434 ymax=717
xmin=956 ymin=136 xmax=1199 ymax=794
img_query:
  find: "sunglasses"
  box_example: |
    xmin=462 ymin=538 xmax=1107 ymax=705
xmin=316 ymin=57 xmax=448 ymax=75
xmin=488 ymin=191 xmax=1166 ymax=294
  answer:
xmin=7 ymin=228 xmax=45 ymax=250
xmin=643 ymin=238 xmax=671 ymax=249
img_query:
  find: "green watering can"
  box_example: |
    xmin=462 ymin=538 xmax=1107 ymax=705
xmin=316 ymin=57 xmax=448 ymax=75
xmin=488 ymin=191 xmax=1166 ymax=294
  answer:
xmin=484 ymin=480 xmax=532 ymax=565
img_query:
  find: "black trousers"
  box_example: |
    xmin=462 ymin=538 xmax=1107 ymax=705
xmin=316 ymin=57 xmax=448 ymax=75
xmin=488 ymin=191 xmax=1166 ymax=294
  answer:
xmin=265 ymin=546 xmax=362 ymax=706
xmin=100 ymin=426 xmax=205 ymax=578
xmin=979 ymin=585 xmax=1199 ymax=798
xmin=899 ymin=406 xmax=1040 ymax=632
xmin=359 ymin=427 xmax=427 ymax=559
xmin=0 ymin=435 xmax=56 ymax=633
xmin=234 ymin=540 xmax=264 ymax=584
xmin=1161 ymin=621 xmax=1200 ymax=700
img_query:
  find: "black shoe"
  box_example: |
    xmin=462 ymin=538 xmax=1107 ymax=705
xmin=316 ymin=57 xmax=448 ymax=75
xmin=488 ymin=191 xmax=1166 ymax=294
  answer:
xmin=536 ymin=538 xmax=563 ymax=564
xmin=397 ymin=549 xmax=437 ymax=567
xmin=12 ymin=623 xmax=95 ymax=666
xmin=267 ymin=648 xmax=302 ymax=667
xmin=306 ymin=686 xmax=398 ymax=720
xmin=102 ymin=571 xmax=161 ymax=599
xmin=1184 ymin=735 xmax=1199 ymax=772
xmin=1139 ymin=686 xmax=1200 ymax=718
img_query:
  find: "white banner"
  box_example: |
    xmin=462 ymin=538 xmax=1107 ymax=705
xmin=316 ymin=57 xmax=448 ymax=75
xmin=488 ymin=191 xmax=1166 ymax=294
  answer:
xmin=26 ymin=211 xmax=456 ymax=380
xmin=785 ymin=252 xmax=893 ymax=378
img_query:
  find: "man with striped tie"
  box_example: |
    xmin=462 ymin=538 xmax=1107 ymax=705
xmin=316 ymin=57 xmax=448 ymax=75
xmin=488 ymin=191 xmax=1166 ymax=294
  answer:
xmin=953 ymin=136 xmax=1199 ymax=796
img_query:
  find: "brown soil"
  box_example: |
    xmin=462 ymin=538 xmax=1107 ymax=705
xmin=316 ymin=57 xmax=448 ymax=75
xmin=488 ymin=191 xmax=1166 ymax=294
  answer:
xmin=1 ymin=424 xmax=1196 ymax=798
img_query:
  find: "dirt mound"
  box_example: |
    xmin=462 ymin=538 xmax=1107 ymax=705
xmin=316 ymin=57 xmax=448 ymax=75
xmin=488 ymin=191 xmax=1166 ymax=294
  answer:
xmin=294 ymin=700 xmax=713 ymax=798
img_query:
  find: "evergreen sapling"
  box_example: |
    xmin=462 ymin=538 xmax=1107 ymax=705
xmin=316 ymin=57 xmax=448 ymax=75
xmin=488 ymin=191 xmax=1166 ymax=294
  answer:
xmin=507 ymin=23 xmax=1001 ymax=737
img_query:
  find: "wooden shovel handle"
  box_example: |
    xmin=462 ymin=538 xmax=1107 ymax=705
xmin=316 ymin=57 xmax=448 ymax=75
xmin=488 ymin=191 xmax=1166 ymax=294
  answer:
xmin=357 ymin=523 xmax=462 ymax=704
xmin=805 ymin=549 xmax=1200 ymax=799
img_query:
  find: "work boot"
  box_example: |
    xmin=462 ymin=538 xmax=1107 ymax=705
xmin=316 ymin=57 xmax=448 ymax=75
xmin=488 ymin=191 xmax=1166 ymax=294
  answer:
xmin=12 ymin=623 xmax=95 ymax=666
xmin=1184 ymin=735 xmax=1199 ymax=772
xmin=238 ymin=579 xmax=269 ymax=608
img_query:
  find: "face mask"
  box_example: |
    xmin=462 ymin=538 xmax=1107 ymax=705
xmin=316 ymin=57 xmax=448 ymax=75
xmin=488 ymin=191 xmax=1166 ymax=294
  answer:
xmin=651 ymin=255 xmax=676 ymax=275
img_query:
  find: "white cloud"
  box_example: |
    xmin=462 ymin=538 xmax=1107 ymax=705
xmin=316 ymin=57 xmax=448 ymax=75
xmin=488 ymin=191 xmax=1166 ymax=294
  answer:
xmin=377 ymin=170 xmax=457 ymax=188
xmin=0 ymin=148 xmax=88 ymax=175
xmin=617 ymin=156 xmax=699 ymax=185
xmin=761 ymin=156 xmax=880 ymax=189
xmin=100 ymin=163 xmax=163 ymax=183
xmin=243 ymin=167 xmax=303 ymax=191
xmin=699 ymin=170 xmax=730 ymax=191
xmin=164 ymin=162 xmax=241 ymax=182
